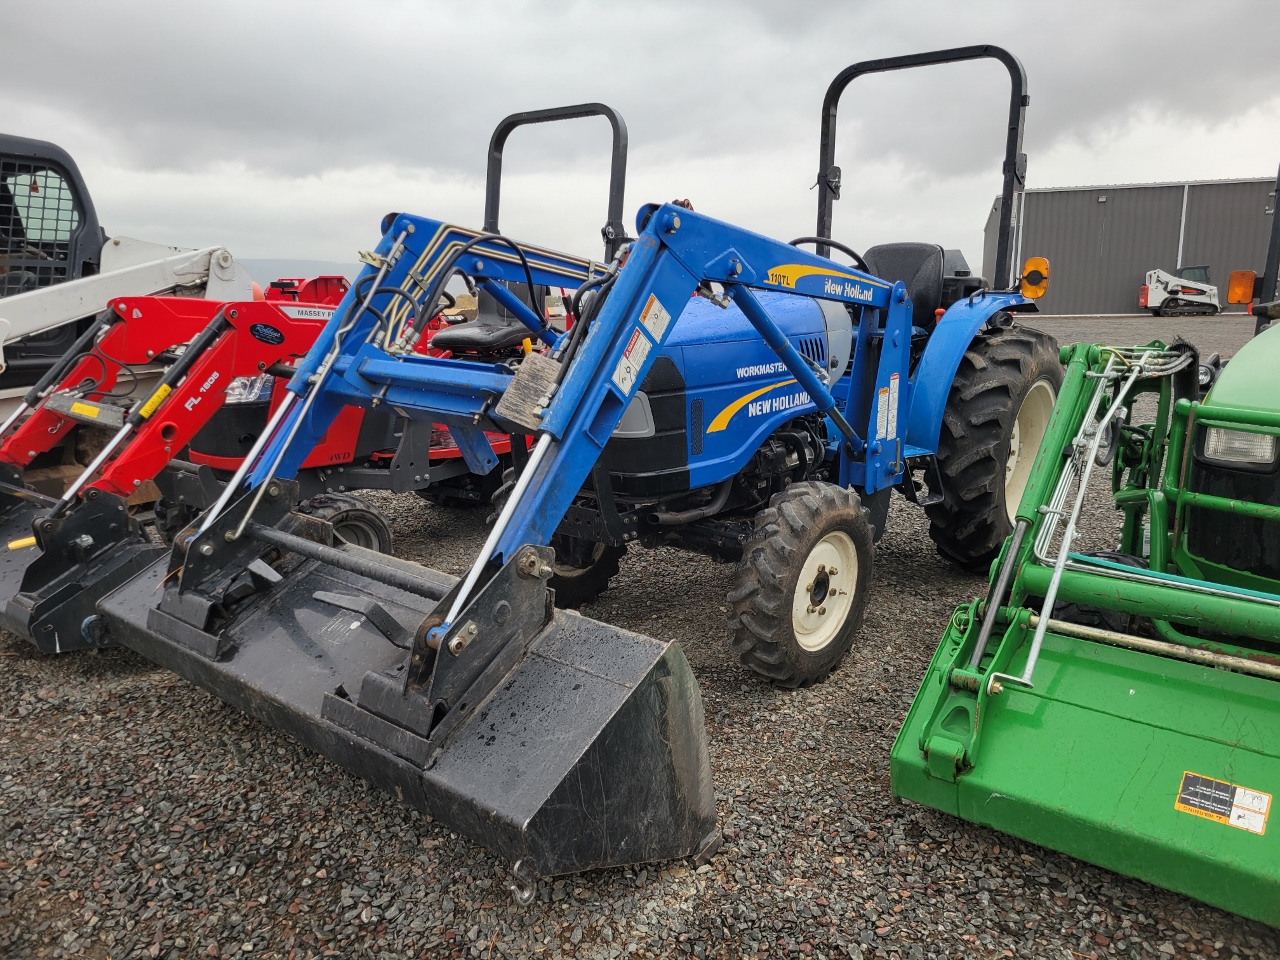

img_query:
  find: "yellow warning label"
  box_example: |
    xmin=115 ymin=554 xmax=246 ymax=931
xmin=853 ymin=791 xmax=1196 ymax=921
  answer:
xmin=1175 ymin=771 xmax=1270 ymax=835
xmin=138 ymin=384 xmax=172 ymax=419
xmin=69 ymin=401 xmax=100 ymax=419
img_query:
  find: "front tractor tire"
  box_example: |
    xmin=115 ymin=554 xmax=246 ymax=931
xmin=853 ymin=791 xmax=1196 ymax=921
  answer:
xmin=548 ymin=533 xmax=627 ymax=609
xmin=926 ymin=320 xmax=1062 ymax=571
xmin=297 ymin=493 xmax=395 ymax=554
xmin=728 ymin=481 xmax=874 ymax=688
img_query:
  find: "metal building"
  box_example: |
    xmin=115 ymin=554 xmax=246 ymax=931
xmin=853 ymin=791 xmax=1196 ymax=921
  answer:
xmin=982 ymin=174 xmax=1278 ymax=315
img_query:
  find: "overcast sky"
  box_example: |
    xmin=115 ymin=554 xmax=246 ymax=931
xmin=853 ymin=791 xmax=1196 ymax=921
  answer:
xmin=7 ymin=0 xmax=1280 ymax=272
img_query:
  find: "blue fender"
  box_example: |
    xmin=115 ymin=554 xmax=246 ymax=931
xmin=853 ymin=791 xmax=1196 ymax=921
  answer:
xmin=904 ymin=291 xmax=1034 ymax=453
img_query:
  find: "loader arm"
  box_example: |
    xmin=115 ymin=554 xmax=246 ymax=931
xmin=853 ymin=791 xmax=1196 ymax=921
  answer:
xmin=0 ymin=297 xmax=222 ymax=470
xmin=245 ymin=204 xmax=911 ymax=578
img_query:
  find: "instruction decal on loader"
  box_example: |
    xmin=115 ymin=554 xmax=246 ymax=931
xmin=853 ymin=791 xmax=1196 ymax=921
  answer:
xmin=1175 ymin=771 xmax=1270 ymax=835
xmin=69 ymin=402 xmax=100 ymax=420
xmin=611 ymin=328 xmax=652 ymax=394
xmin=876 ymin=373 xmax=901 ymax=439
xmin=639 ymin=294 xmax=672 ymax=342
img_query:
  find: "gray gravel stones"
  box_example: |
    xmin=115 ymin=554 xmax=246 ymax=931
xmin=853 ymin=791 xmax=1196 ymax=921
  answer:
xmin=2 ymin=323 xmax=1276 ymax=959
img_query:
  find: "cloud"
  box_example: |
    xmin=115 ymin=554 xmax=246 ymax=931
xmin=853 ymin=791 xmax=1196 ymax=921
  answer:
xmin=6 ymin=0 xmax=1278 ymax=267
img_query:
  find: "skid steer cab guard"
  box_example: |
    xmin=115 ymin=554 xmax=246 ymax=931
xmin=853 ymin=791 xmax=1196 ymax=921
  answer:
xmin=95 ymin=197 xmax=1039 ymax=882
xmin=892 ymin=334 xmax=1280 ymax=926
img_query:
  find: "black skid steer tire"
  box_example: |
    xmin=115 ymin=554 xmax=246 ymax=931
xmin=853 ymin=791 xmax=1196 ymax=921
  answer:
xmin=297 ymin=493 xmax=394 ymax=554
xmin=926 ymin=320 xmax=1062 ymax=572
xmin=548 ymin=534 xmax=626 ymax=609
xmin=728 ymin=481 xmax=874 ymax=688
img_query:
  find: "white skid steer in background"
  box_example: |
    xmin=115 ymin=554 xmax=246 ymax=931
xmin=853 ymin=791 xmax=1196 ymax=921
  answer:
xmin=1139 ymin=264 xmax=1220 ymax=317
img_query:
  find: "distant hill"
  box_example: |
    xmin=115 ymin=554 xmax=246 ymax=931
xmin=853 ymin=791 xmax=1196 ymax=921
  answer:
xmin=239 ymin=259 xmax=361 ymax=285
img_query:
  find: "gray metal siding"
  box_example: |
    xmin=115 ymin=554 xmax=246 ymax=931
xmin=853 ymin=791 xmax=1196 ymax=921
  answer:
xmin=982 ymin=178 xmax=1275 ymax=314
xmin=1019 ymin=186 xmax=1182 ymax=314
xmin=1182 ymin=180 xmax=1275 ymax=287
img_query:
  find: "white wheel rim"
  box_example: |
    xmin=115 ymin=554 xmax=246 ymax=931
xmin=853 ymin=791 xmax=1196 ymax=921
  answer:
xmin=791 ymin=531 xmax=858 ymax=652
xmin=1004 ymin=379 xmax=1056 ymax=522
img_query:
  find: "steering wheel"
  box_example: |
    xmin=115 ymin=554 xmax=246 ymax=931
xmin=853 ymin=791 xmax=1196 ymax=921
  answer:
xmin=788 ymin=236 xmax=869 ymax=273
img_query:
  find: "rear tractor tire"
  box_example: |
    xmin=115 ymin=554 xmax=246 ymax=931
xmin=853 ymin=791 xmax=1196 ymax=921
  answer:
xmin=728 ymin=481 xmax=874 ymax=688
xmin=926 ymin=320 xmax=1062 ymax=572
xmin=547 ymin=533 xmax=626 ymax=609
xmin=297 ymin=493 xmax=394 ymax=554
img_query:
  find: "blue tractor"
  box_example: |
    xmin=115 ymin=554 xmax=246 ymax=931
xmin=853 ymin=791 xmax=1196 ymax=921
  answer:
xmin=93 ymin=45 xmax=1061 ymax=882
xmin=525 ymin=45 xmax=1062 ymax=687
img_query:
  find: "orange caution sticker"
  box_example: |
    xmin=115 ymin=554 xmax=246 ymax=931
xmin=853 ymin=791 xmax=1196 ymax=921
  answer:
xmin=1175 ymin=771 xmax=1270 ymax=835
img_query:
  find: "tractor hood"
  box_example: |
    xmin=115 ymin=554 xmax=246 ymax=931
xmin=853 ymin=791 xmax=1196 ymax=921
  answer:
xmin=1204 ymin=323 xmax=1280 ymax=413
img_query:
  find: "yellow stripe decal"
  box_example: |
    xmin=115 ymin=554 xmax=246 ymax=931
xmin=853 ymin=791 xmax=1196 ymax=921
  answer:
xmin=707 ymin=379 xmax=797 ymax=433
xmin=138 ymin=384 xmax=172 ymax=419
xmin=8 ymin=536 xmax=36 ymax=550
xmin=764 ymin=263 xmax=888 ymax=290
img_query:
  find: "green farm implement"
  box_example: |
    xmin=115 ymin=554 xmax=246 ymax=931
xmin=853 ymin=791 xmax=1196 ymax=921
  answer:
xmin=892 ymin=331 xmax=1280 ymax=925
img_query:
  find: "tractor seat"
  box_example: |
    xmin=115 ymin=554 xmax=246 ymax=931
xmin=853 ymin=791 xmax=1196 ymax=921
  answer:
xmin=862 ymin=242 xmax=944 ymax=330
xmin=430 ymin=283 xmax=547 ymax=354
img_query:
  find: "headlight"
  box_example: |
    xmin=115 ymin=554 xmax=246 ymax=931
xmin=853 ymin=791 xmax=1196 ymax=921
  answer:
xmin=224 ymin=374 xmax=274 ymax=404
xmin=1197 ymin=364 xmax=1213 ymax=388
xmin=1204 ymin=427 xmax=1276 ymax=465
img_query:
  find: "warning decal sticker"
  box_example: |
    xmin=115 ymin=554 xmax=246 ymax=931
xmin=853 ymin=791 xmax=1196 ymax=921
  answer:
xmin=611 ymin=328 xmax=652 ymax=394
xmin=876 ymin=386 xmax=889 ymax=439
xmin=1175 ymin=771 xmax=1270 ymax=835
xmin=887 ymin=372 xmax=900 ymax=439
xmin=639 ymin=293 xmax=672 ymax=342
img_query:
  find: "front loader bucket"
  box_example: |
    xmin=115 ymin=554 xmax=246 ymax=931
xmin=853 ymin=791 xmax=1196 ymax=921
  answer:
xmin=892 ymin=617 xmax=1280 ymax=927
xmin=0 ymin=483 xmax=162 ymax=654
xmin=96 ymin=483 xmax=718 ymax=879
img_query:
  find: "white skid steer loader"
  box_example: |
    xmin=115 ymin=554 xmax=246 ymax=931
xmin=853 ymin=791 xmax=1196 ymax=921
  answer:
xmin=1139 ymin=264 xmax=1220 ymax=317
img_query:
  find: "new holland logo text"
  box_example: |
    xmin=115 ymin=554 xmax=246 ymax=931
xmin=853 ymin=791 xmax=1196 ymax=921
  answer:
xmin=823 ymin=278 xmax=874 ymax=302
xmin=747 ymin=389 xmax=810 ymax=418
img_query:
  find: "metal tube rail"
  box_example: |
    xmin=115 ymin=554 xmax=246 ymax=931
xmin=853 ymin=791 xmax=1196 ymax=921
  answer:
xmin=245 ymin=522 xmax=452 ymax=601
xmin=991 ymin=352 xmax=1150 ymax=693
xmin=1027 ymin=614 xmax=1280 ymax=684
xmin=56 ymin=311 xmax=231 ymax=513
xmin=436 ymin=432 xmax=555 ymax=637
xmin=196 ymin=392 xmax=296 ymax=535
xmin=967 ymin=519 xmax=1029 ymax=669
xmin=226 ymin=228 xmax=410 ymax=541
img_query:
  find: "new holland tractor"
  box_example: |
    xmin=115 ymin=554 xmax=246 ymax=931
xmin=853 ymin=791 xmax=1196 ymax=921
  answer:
xmin=892 ymin=331 xmax=1280 ymax=926
xmin=86 ymin=44 xmax=1062 ymax=885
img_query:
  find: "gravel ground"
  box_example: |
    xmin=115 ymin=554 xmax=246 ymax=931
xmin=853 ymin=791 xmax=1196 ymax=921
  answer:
xmin=3 ymin=320 xmax=1277 ymax=960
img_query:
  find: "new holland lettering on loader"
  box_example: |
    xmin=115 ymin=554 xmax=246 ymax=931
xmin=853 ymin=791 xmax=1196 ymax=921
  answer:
xmin=89 ymin=44 xmax=1063 ymax=887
